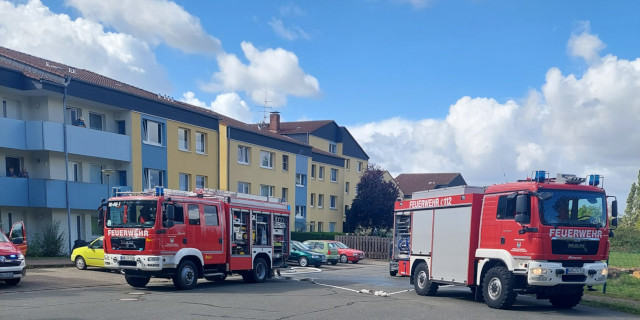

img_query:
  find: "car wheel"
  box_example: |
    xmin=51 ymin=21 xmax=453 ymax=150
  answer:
xmin=340 ymin=254 xmax=348 ymax=263
xmin=330 ymin=260 xmax=338 ymax=265
xmin=173 ymin=260 xmax=198 ymax=290
xmin=125 ymin=275 xmax=150 ymax=288
xmin=75 ymin=256 xmax=87 ymax=270
xmin=298 ymin=256 xmax=309 ymax=267
xmin=5 ymin=278 xmax=20 ymax=286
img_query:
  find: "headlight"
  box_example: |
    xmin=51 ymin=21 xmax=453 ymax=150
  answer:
xmin=312 ymin=255 xmax=319 ymax=258
xmin=353 ymin=253 xmax=358 ymax=256
xmin=600 ymin=268 xmax=608 ymax=276
xmin=531 ymin=268 xmax=548 ymax=275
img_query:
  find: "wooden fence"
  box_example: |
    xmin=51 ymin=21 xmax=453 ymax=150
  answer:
xmin=334 ymin=235 xmax=392 ymax=260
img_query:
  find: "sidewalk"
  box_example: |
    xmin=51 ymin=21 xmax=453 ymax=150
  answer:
xmin=26 ymin=256 xmax=75 ymax=269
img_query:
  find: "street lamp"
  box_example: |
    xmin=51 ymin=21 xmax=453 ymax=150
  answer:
xmin=101 ymin=169 xmax=116 ymax=199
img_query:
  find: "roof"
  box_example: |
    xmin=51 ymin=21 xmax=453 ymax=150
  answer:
xmin=277 ymin=120 xmax=334 ymax=134
xmin=394 ymin=173 xmax=466 ymax=196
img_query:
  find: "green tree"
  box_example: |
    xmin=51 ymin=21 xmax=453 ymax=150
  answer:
xmin=345 ymin=164 xmax=399 ymax=235
xmin=622 ymin=169 xmax=640 ymax=228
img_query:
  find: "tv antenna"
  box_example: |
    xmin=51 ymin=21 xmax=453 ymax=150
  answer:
xmin=256 ymin=92 xmax=272 ymax=129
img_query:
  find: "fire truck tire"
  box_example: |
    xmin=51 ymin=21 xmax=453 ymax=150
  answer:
xmin=340 ymin=254 xmax=348 ymax=263
xmin=389 ymin=270 xmax=398 ymax=277
xmin=125 ymin=275 xmax=150 ymax=288
xmin=298 ymin=256 xmax=309 ymax=267
xmin=173 ymin=260 xmax=198 ymax=290
xmin=251 ymin=258 xmax=268 ymax=283
xmin=482 ymin=266 xmax=517 ymax=309
xmin=75 ymin=256 xmax=87 ymax=270
xmin=549 ymin=292 xmax=583 ymax=308
xmin=413 ymin=262 xmax=438 ymax=296
xmin=5 ymin=278 xmax=20 ymax=286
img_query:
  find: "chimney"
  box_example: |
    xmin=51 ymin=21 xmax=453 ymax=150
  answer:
xmin=269 ymin=112 xmax=280 ymax=132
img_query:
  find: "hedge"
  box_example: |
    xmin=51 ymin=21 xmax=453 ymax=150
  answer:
xmin=609 ymin=226 xmax=640 ymax=253
xmin=291 ymin=231 xmax=344 ymax=242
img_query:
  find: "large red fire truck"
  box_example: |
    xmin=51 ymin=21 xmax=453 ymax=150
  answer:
xmin=395 ymin=171 xmax=618 ymax=309
xmin=101 ymin=187 xmax=291 ymax=290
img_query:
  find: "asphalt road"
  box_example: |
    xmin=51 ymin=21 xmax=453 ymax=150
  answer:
xmin=0 ymin=260 xmax=634 ymax=320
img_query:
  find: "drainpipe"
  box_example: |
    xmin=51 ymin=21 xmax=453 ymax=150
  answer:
xmin=62 ymin=76 xmax=72 ymax=254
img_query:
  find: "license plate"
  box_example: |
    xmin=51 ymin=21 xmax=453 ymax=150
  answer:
xmin=120 ymin=256 xmax=135 ymax=261
xmin=0 ymin=272 xmax=13 ymax=278
xmin=566 ymin=267 xmax=584 ymax=275
xmin=321 ymin=258 xmax=327 ymax=262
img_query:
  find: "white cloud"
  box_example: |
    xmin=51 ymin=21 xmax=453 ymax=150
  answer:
xmin=0 ymin=0 xmax=172 ymax=93
xmin=268 ymin=18 xmax=310 ymax=41
xmin=567 ymin=21 xmax=605 ymax=64
xmin=395 ymin=0 xmax=435 ymax=9
xmin=181 ymin=91 xmax=253 ymax=123
xmin=65 ymin=0 xmax=222 ymax=55
xmin=279 ymin=4 xmax=306 ymax=17
xmin=350 ymin=31 xmax=640 ymax=209
xmin=201 ymin=41 xmax=320 ymax=107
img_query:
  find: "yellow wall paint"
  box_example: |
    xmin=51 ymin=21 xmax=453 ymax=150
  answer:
xmin=307 ymin=161 xmax=344 ymax=232
xmin=218 ymin=124 xmax=228 ymax=191
xmin=131 ymin=112 xmax=142 ymax=192
xmin=166 ymin=120 xmax=219 ymax=190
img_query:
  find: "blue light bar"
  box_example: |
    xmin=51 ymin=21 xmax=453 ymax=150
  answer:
xmin=155 ymin=186 xmax=164 ymax=196
xmin=534 ymin=170 xmax=547 ymax=183
xmin=588 ymin=175 xmax=601 ymax=186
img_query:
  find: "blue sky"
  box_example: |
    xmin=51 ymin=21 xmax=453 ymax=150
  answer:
xmin=2 ymin=0 xmax=640 ymax=211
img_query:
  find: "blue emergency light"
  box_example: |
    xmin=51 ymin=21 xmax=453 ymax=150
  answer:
xmin=155 ymin=186 xmax=164 ymax=196
xmin=534 ymin=170 xmax=547 ymax=183
xmin=588 ymin=175 xmax=601 ymax=186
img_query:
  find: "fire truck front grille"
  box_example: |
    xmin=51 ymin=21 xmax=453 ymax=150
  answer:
xmin=110 ymin=237 xmax=146 ymax=251
xmin=551 ymin=239 xmax=599 ymax=255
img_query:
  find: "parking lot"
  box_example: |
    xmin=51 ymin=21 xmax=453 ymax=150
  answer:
xmin=0 ymin=260 xmax=635 ymax=320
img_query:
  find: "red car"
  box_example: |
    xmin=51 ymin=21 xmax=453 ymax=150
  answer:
xmin=0 ymin=221 xmax=28 ymax=285
xmin=330 ymin=241 xmax=365 ymax=263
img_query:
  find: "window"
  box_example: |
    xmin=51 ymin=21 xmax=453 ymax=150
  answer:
xmin=260 ymin=150 xmax=274 ymax=169
xmin=357 ymin=161 xmax=363 ymax=173
xmin=319 ymin=166 xmax=325 ymax=180
xmin=179 ymin=173 xmax=190 ymax=191
xmin=237 ymin=181 xmax=250 ymax=194
xmin=345 ymin=159 xmax=350 ymax=170
xmin=68 ymin=162 xmax=80 ymax=182
xmin=118 ymin=170 xmax=127 ymax=186
xmin=345 ymin=182 xmax=350 ymax=194
xmin=330 ymin=195 xmax=337 ymax=209
xmin=282 ymin=188 xmax=288 ymax=202
xmin=204 ymin=205 xmax=219 ymax=226
xmin=260 ymin=185 xmax=275 ymax=197
xmin=66 ymin=107 xmax=81 ymax=125
xmin=296 ymin=173 xmax=306 ymax=187
xmin=329 ymin=222 xmax=336 ymax=232
xmin=311 ymin=164 xmax=316 ymax=179
xmin=282 ymin=155 xmax=289 ymax=171
xmin=116 ymin=120 xmax=126 ymax=135
xmin=496 ymin=195 xmax=515 ymax=220
xmin=188 ymin=204 xmax=200 ymax=225
xmin=238 ymin=145 xmax=250 ymax=164
xmin=171 ymin=203 xmax=185 ymax=224
xmin=89 ymin=164 xmax=103 ymax=184
xmin=178 ymin=128 xmax=190 ymax=151
xmin=196 ymin=132 xmax=206 ymax=154
xmin=309 ymin=222 xmax=315 ymax=232
xmin=196 ymin=175 xmax=207 ymax=189
xmin=89 ymin=112 xmax=104 ymax=131
xmin=318 ymin=222 xmax=323 ymax=232
xmin=295 ymin=206 xmax=306 ymax=219
xmin=318 ymin=194 xmax=324 ymax=208
xmin=143 ymin=168 xmax=165 ymax=190
xmin=310 ymin=193 xmax=315 ymax=207
xmin=1 ymin=100 xmax=5 ymax=118
xmin=143 ymin=119 xmax=163 ymax=145
xmin=329 ymin=142 xmax=337 ymax=154
xmin=331 ymin=168 xmax=338 ymax=182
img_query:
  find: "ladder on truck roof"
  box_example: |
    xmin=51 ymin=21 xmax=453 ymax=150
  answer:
xmin=114 ymin=187 xmax=288 ymax=206
xmin=197 ymin=187 xmax=288 ymax=205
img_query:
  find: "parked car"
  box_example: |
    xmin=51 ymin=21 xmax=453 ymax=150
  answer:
xmin=0 ymin=221 xmax=28 ymax=285
xmin=329 ymin=241 xmax=365 ymax=263
xmin=71 ymin=237 xmax=105 ymax=270
xmin=289 ymin=241 xmax=327 ymax=267
xmin=302 ymin=240 xmax=339 ymax=265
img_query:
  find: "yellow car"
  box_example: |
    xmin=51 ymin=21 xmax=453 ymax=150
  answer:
xmin=71 ymin=237 xmax=104 ymax=270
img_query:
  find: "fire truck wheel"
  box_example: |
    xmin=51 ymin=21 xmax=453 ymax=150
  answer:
xmin=549 ymin=292 xmax=583 ymax=308
xmin=125 ymin=275 xmax=150 ymax=288
xmin=298 ymin=256 xmax=309 ymax=267
xmin=75 ymin=256 xmax=87 ymax=270
xmin=389 ymin=270 xmax=398 ymax=277
xmin=251 ymin=258 xmax=268 ymax=283
xmin=173 ymin=260 xmax=198 ymax=290
xmin=413 ymin=262 xmax=438 ymax=296
xmin=340 ymin=254 xmax=348 ymax=263
xmin=482 ymin=266 xmax=517 ymax=309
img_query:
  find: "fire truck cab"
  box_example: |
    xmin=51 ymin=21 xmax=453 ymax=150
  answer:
xmin=102 ymin=187 xmax=290 ymax=290
xmin=399 ymin=171 xmax=618 ymax=309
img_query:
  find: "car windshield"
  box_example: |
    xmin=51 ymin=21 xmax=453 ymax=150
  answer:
xmin=334 ymin=242 xmax=349 ymax=249
xmin=107 ymin=200 xmax=158 ymax=228
xmin=294 ymin=242 xmax=313 ymax=251
xmin=539 ymin=189 xmax=607 ymax=228
xmin=0 ymin=231 xmax=8 ymax=242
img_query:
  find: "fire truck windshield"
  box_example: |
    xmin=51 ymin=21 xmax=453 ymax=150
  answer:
xmin=107 ymin=200 xmax=157 ymax=228
xmin=539 ymin=190 xmax=606 ymax=228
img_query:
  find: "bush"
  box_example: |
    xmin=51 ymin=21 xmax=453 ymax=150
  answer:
xmin=291 ymin=232 xmax=344 ymax=242
xmin=610 ymin=226 xmax=640 ymax=253
xmin=26 ymin=221 xmax=66 ymax=257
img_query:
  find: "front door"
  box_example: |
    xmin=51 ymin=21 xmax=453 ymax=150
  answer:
xmin=202 ymin=204 xmax=225 ymax=264
xmin=186 ymin=204 xmax=203 ymax=251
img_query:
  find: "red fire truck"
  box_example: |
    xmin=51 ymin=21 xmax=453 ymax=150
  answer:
xmin=102 ymin=187 xmax=291 ymax=290
xmin=396 ymin=171 xmax=618 ymax=309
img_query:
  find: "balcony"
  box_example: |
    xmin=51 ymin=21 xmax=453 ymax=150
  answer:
xmin=0 ymin=176 xmax=129 ymax=210
xmin=0 ymin=118 xmax=131 ymax=161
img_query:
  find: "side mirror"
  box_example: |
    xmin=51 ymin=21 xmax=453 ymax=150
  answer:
xmin=610 ymin=217 xmax=618 ymax=229
xmin=166 ymin=204 xmax=175 ymax=220
xmin=515 ymin=213 xmax=530 ymax=225
xmin=515 ymin=194 xmax=529 ymax=215
xmin=611 ymin=200 xmax=618 ymax=218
